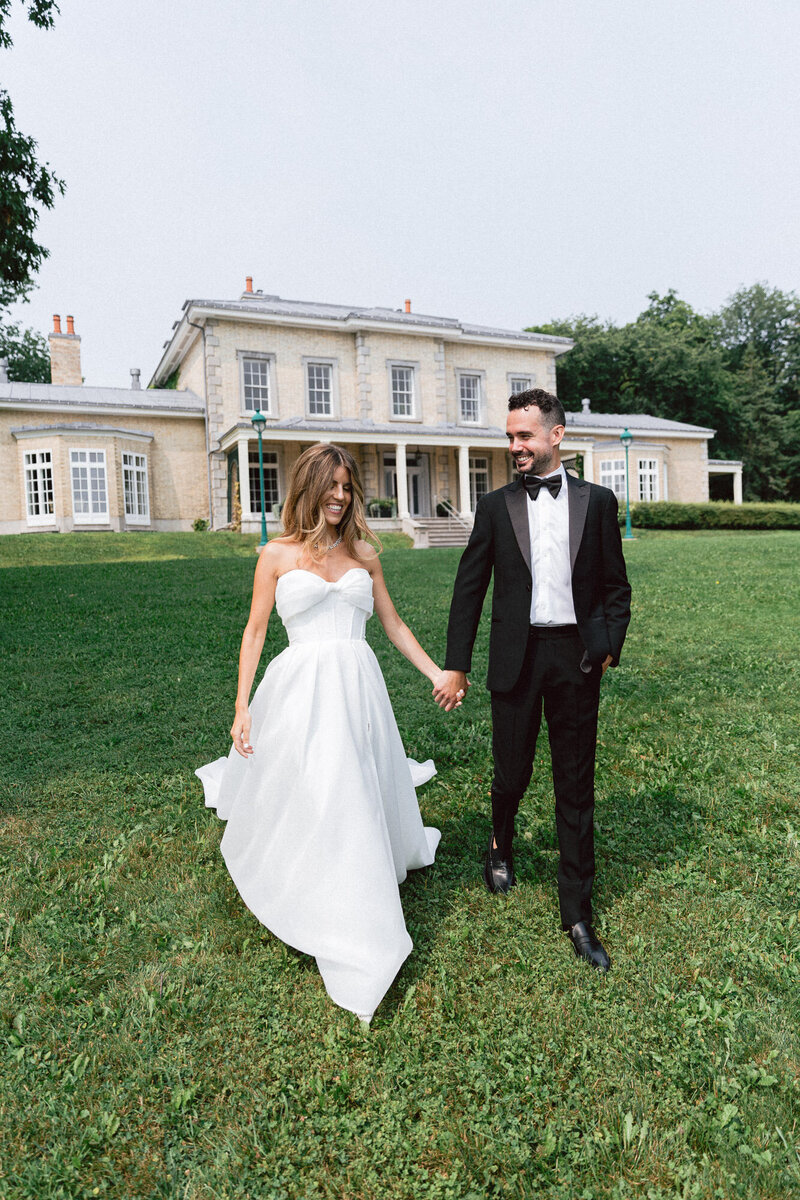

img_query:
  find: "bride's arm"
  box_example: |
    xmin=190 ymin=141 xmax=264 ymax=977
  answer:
xmin=365 ymin=550 xmax=464 ymax=712
xmin=231 ymin=544 xmax=280 ymax=756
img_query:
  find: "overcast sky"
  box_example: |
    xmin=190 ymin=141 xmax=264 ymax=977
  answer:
xmin=4 ymin=0 xmax=799 ymax=386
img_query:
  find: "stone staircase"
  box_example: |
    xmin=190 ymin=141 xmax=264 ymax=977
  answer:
xmin=410 ymin=517 xmax=472 ymax=548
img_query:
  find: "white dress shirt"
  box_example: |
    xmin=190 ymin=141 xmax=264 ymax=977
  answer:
xmin=527 ymin=464 xmax=577 ymax=625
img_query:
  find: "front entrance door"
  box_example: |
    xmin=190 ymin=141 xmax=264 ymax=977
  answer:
xmin=383 ymin=452 xmax=430 ymax=517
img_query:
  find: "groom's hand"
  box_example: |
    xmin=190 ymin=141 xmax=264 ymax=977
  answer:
xmin=432 ymin=670 xmax=469 ymax=712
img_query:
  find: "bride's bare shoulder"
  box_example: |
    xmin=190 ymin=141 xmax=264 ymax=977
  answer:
xmin=256 ymin=536 xmax=302 ymax=578
xmin=353 ymin=539 xmax=380 ymax=568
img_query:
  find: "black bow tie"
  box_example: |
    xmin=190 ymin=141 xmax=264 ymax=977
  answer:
xmin=522 ymin=473 xmax=562 ymax=500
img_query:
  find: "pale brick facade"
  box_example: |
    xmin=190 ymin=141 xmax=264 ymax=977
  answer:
xmin=0 ymin=377 xmax=207 ymax=535
xmin=149 ymin=285 xmax=723 ymax=534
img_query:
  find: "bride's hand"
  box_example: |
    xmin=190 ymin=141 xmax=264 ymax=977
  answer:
xmin=431 ymin=670 xmax=468 ymax=712
xmin=231 ymin=708 xmax=254 ymax=758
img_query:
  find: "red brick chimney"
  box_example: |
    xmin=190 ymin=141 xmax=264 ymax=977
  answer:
xmin=245 ymin=276 xmax=253 ymax=293
xmin=404 ymin=299 xmax=411 ymax=313
xmin=49 ymin=314 xmax=82 ymax=385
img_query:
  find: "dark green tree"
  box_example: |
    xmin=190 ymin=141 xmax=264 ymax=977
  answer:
xmin=0 ymin=318 xmax=49 ymax=381
xmin=0 ymin=1 xmax=64 ymax=308
xmin=717 ymin=282 xmax=800 ymax=409
xmin=730 ymin=342 xmax=800 ymax=502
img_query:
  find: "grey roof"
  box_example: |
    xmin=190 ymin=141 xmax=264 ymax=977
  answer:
xmin=0 ymin=381 xmax=204 ymax=414
xmin=227 ymin=412 xmax=713 ymax=440
xmin=182 ymin=295 xmax=573 ymax=347
xmin=11 ymin=422 xmax=154 ymax=439
xmin=564 ymin=410 xmax=714 ymax=435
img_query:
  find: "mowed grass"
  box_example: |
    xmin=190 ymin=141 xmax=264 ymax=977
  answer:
xmin=1 ymin=530 xmax=798 ymax=1200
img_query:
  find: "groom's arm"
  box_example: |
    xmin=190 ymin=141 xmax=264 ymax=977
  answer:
xmin=443 ymin=498 xmax=495 ymax=675
xmin=599 ymin=490 xmax=632 ymax=666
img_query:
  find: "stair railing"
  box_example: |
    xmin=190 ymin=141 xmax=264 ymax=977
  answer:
xmin=434 ymin=495 xmax=472 ymax=533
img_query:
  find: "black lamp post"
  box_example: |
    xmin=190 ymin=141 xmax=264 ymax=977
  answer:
xmin=250 ymin=409 xmax=268 ymax=548
xmin=620 ymin=427 xmax=634 ymax=540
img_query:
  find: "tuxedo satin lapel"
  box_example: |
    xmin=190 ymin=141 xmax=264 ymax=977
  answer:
xmin=567 ymin=474 xmax=590 ymax=573
xmin=504 ymin=482 xmax=531 ymax=574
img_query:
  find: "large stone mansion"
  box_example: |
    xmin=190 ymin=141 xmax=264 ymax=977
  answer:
xmin=0 ymin=280 xmax=741 ymax=538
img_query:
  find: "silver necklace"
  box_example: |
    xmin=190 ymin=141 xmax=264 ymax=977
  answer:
xmin=321 ymin=535 xmax=342 ymax=553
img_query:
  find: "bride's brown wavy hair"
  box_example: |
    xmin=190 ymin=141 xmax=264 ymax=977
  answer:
xmin=281 ymin=443 xmax=379 ymax=560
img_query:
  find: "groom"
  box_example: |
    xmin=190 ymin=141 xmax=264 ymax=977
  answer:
xmin=433 ymin=389 xmax=631 ymax=970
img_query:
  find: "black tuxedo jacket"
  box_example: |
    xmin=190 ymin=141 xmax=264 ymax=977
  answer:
xmin=444 ymin=473 xmax=632 ymax=693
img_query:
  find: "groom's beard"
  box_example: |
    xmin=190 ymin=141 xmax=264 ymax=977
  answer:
xmin=512 ymin=451 xmax=558 ymax=476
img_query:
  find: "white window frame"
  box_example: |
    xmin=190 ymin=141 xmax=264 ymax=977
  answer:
xmin=469 ymin=455 xmax=490 ymax=510
xmin=508 ymin=374 xmax=533 ymax=396
xmin=387 ymin=361 xmax=420 ymax=421
xmin=248 ymin=448 xmax=281 ymax=515
xmin=303 ymin=357 xmax=338 ymax=419
xmin=599 ymin=458 xmax=627 ymax=501
xmin=122 ymin=451 xmax=150 ymax=525
xmin=238 ymin=351 xmax=276 ymax=415
xmin=638 ymin=458 xmax=659 ymax=502
xmin=70 ymin=448 xmax=109 ymax=524
xmin=24 ymin=449 xmax=56 ymax=526
xmin=456 ymin=370 xmax=484 ymax=425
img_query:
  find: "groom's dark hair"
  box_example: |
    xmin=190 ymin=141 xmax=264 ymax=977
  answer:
xmin=508 ymin=388 xmax=565 ymax=429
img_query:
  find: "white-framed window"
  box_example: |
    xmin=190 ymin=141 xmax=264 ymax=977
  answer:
xmin=24 ymin=450 xmax=55 ymax=525
xmin=389 ymin=363 xmax=417 ymax=419
xmin=458 ymin=373 xmax=482 ymax=424
xmin=508 ymin=375 xmax=533 ymax=396
xmin=469 ymin=456 xmax=489 ymax=510
xmin=70 ymin=449 xmax=109 ymax=523
xmin=304 ymin=359 xmax=336 ymax=418
xmin=248 ymin=449 xmax=280 ymax=513
xmin=122 ymin=452 xmax=150 ymax=524
xmin=599 ymin=458 xmax=626 ymax=501
xmin=638 ymin=458 xmax=659 ymax=502
xmin=240 ymin=354 xmax=273 ymax=413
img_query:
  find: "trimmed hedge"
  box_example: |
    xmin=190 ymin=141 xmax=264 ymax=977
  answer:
xmin=618 ymin=501 xmax=800 ymax=530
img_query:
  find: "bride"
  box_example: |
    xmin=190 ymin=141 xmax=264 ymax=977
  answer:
xmin=196 ymin=443 xmax=463 ymax=1023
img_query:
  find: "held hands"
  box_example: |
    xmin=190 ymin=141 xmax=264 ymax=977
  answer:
xmin=601 ymin=655 xmax=613 ymax=676
xmin=231 ymin=706 xmax=254 ymax=758
xmin=432 ymin=670 xmax=470 ymax=712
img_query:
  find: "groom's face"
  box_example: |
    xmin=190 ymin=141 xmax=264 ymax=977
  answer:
xmin=506 ymin=405 xmax=564 ymax=476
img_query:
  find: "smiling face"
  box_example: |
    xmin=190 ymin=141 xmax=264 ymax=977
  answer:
xmin=506 ymin=404 xmax=564 ymax=476
xmin=321 ymin=464 xmax=352 ymax=530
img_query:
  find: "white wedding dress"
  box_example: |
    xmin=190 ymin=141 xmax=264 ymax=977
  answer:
xmin=195 ymin=567 xmax=440 ymax=1020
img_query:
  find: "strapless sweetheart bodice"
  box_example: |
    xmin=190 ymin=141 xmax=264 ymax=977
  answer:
xmin=275 ymin=567 xmax=373 ymax=644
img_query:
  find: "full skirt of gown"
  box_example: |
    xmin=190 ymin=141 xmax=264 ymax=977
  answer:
xmin=195 ymin=567 xmax=440 ymax=1019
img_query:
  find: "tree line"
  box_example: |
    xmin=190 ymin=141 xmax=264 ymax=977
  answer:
xmin=528 ymin=285 xmax=800 ymax=501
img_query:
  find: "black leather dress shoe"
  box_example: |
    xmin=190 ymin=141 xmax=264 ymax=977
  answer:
xmin=567 ymin=922 xmax=610 ymax=972
xmin=483 ymin=837 xmax=515 ymax=895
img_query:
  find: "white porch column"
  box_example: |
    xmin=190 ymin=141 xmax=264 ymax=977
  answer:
xmin=733 ymin=464 xmax=743 ymax=505
xmin=458 ymin=444 xmax=471 ymax=517
xmin=237 ymin=437 xmax=251 ymax=519
xmin=395 ymin=442 xmax=410 ymax=519
xmin=582 ymin=446 xmax=595 ymax=483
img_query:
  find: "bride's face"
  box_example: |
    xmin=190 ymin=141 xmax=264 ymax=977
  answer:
xmin=320 ymin=465 xmax=352 ymax=529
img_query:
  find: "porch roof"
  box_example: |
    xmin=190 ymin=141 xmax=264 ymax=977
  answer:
xmin=217 ymin=409 xmax=716 ymax=451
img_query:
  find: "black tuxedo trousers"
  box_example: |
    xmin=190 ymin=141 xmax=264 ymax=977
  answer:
xmin=491 ymin=625 xmax=601 ymax=929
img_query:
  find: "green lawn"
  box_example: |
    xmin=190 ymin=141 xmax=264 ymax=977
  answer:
xmin=1 ymin=530 xmax=798 ymax=1199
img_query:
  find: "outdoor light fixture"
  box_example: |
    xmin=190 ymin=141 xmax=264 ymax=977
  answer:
xmin=620 ymin=427 xmax=634 ymax=540
xmin=250 ymin=409 xmax=268 ymax=548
